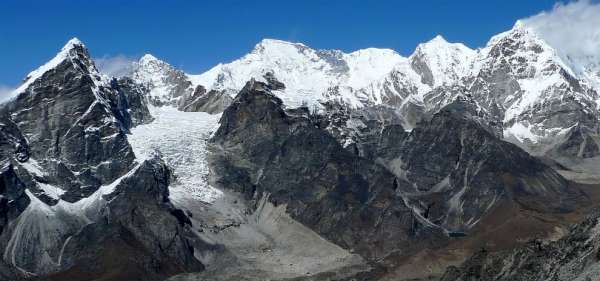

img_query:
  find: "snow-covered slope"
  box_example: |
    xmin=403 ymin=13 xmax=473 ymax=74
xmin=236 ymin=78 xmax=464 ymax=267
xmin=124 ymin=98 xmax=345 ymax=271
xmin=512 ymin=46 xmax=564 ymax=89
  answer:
xmin=188 ymin=39 xmax=406 ymax=108
xmin=183 ymin=36 xmax=479 ymax=111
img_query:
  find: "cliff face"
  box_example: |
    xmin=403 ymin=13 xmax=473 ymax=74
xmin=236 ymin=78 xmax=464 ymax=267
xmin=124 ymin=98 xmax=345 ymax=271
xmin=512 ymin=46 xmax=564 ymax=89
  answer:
xmin=209 ymin=80 xmax=447 ymax=260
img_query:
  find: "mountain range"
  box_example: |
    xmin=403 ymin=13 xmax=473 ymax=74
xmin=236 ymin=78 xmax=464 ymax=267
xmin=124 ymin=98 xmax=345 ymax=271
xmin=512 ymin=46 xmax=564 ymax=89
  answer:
xmin=0 ymin=20 xmax=599 ymax=281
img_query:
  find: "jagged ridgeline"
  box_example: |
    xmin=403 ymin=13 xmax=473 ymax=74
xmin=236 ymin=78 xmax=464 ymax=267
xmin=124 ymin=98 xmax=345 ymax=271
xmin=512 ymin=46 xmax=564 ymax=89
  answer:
xmin=0 ymin=19 xmax=599 ymax=281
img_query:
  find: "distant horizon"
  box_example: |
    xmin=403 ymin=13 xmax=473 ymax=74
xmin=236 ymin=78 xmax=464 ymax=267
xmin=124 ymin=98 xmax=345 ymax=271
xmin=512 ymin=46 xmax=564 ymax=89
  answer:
xmin=1 ymin=0 xmax=598 ymax=93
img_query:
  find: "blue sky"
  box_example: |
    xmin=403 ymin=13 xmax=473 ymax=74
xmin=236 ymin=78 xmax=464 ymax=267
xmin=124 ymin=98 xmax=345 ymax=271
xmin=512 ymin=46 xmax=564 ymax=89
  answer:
xmin=0 ymin=0 xmax=564 ymax=87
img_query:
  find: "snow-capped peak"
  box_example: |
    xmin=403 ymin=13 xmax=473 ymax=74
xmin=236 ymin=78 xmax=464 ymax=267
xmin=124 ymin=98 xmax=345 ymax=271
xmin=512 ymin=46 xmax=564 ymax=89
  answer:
xmin=408 ymin=35 xmax=476 ymax=87
xmin=63 ymin=37 xmax=85 ymax=50
xmin=343 ymin=48 xmax=404 ymax=89
xmin=12 ymin=37 xmax=94 ymax=96
xmin=252 ymin=38 xmax=309 ymax=53
xmin=188 ymin=38 xmax=407 ymax=108
xmin=429 ymin=35 xmax=449 ymax=44
xmin=139 ymin=53 xmax=160 ymax=65
xmin=131 ymin=53 xmax=192 ymax=103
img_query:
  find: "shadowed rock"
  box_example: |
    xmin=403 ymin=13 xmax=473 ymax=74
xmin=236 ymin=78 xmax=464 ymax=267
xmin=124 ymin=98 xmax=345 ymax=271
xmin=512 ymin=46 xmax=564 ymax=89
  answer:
xmin=209 ymin=80 xmax=447 ymax=260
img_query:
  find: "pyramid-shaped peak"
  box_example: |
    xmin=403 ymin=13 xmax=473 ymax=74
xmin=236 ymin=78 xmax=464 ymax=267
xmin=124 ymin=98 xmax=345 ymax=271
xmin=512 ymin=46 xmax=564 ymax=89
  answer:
xmin=412 ymin=34 xmax=476 ymax=59
xmin=417 ymin=34 xmax=473 ymax=51
xmin=429 ymin=35 xmax=449 ymax=44
xmin=62 ymin=37 xmax=85 ymax=50
xmin=13 ymin=37 xmax=96 ymax=95
xmin=139 ymin=53 xmax=160 ymax=64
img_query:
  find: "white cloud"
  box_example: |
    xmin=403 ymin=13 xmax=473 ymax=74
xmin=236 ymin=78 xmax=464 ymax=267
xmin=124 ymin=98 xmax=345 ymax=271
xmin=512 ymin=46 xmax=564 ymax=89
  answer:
xmin=94 ymin=55 xmax=137 ymax=77
xmin=0 ymin=85 xmax=16 ymax=104
xmin=521 ymin=0 xmax=600 ymax=63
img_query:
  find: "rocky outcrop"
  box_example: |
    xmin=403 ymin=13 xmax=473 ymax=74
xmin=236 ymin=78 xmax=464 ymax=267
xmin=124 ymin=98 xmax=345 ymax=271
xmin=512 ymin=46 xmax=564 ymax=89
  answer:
xmin=109 ymin=77 xmax=154 ymax=129
xmin=0 ymin=115 xmax=29 ymax=163
xmin=209 ymin=80 xmax=447 ymax=260
xmin=440 ymin=211 xmax=600 ymax=281
xmin=0 ymin=163 xmax=29 ymax=235
xmin=552 ymin=125 xmax=600 ymax=159
xmin=177 ymin=85 xmax=233 ymax=114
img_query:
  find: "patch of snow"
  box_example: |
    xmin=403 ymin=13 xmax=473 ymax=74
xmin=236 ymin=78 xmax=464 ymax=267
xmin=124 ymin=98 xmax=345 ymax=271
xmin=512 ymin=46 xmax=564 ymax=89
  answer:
xmin=20 ymin=159 xmax=46 ymax=178
xmin=504 ymin=122 xmax=540 ymax=143
xmin=36 ymin=183 xmax=65 ymax=200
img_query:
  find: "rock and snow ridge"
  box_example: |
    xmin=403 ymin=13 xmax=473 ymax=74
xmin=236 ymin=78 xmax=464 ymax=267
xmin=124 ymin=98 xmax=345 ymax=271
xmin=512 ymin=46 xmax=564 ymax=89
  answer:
xmin=185 ymin=38 xmax=407 ymax=108
xmin=132 ymin=23 xmax=599 ymax=122
xmin=125 ymin=22 xmax=600 ymax=184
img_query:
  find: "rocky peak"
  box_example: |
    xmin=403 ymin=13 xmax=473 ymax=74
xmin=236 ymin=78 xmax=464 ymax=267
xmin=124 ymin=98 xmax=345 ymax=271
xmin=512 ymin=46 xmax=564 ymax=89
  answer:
xmin=12 ymin=37 xmax=99 ymax=97
xmin=475 ymin=21 xmax=581 ymax=86
xmin=138 ymin=53 xmax=160 ymax=65
xmin=131 ymin=53 xmax=192 ymax=106
xmin=0 ymin=38 xmax=140 ymax=203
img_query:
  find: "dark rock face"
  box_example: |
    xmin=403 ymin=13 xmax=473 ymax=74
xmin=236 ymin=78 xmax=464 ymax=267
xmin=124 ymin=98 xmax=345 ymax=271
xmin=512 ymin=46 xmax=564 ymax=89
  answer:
xmin=380 ymin=98 xmax=582 ymax=232
xmin=0 ymin=155 xmax=202 ymax=281
xmin=440 ymin=211 xmax=600 ymax=281
xmin=317 ymin=103 xmax=408 ymax=160
xmin=109 ymin=77 xmax=154 ymax=129
xmin=262 ymin=71 xmax=285 ymax=91
xmin=209 ymin=80 xmax=446 ymax=260
xmin=313 ymin=94 xmax=582 ymax=237
xmin=0 ymin=116 xmax=29 ymax=163
xmin=0 ymin=163 xmax=29 ymax=235
xmin=0 ymin=41 xmax=138 ymax=202
xmin=177 ymin=85 xmax=233 ymax=114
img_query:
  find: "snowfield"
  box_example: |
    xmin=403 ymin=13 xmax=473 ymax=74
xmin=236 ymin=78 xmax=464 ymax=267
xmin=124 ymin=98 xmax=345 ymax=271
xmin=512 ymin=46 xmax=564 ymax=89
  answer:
xmin=128 ymin=106 xmax=223 ymax=203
